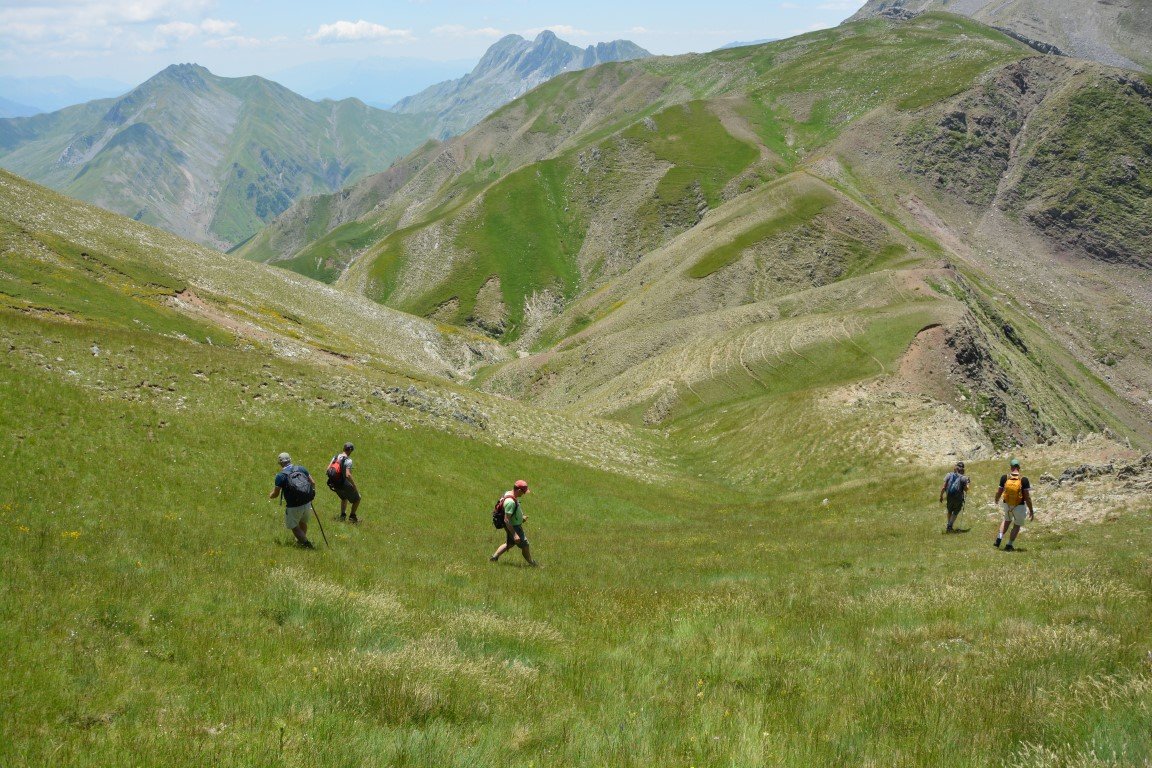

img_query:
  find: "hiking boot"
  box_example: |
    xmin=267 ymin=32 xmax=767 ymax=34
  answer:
xmin=489 ymin=555 xmax=499 ymax=562
xmin=993 ymin=538 xmax=1002 ymax=548
xmin=348 ymin=514 xmax=359 ymax=524
xmin=1004 ymin=544 xmax=1014 ymax=552
xmin=299 ymin=539 xmax=315 ymax=549
xmin=339 ymin=512 xmax=347 ymax=521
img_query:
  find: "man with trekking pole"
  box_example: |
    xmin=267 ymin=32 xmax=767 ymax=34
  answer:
xmin=269 ymin=452 xmax=319 ymax=549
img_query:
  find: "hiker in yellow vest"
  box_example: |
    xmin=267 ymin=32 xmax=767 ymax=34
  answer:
xmin=994 ymin=458 xmax=1034 ymax=551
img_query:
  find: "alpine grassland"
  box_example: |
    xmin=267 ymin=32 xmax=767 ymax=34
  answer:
xmin=5 ymin=7 xmax=1152 ymax=766
xmin=3 ymin=305 xmax=1151 ymax=767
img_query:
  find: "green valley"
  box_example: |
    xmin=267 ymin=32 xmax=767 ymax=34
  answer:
xmin=4 ymin=6 xmax=1152 ymax=767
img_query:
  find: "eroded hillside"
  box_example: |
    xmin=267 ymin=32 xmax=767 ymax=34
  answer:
xmin=239 ymin=13 xmax=1152 ymax=467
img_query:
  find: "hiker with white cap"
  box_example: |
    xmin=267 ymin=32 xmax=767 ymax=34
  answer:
xmin=269 ymin=452 xmax=316 ymax=548
xmin=994 ymin=458 xmax=1034 ymax=552
xmin=489 ymin=479 xmax=537 ymax=566
xmin=939 ymin=460 xmax=971 ymax=533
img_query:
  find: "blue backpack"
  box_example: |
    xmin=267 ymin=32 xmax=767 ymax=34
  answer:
xmin=945 ymin=472 xmax=966 ymax=497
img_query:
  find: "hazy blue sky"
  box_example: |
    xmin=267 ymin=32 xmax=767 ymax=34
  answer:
xmin=0 ymin=0 xmax=864 ymax=84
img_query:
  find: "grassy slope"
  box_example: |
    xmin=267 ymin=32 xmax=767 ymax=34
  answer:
xmin=303 ymin=15 xmax=1026 ymax=342
xmin=2 ymin=298 xmax=1150 ymax=768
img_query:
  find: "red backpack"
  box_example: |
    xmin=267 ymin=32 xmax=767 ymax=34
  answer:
xmin=491 ymin=492 xmax=516 ymax=529
xmin=326 ymin=455 xmax=347 ymax=489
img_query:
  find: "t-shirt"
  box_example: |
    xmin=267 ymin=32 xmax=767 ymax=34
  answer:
xmin=943 ymin=472 xmax=970 ymax=497
xmin=275 ymin=465 xmax=313 ymax=508
xmin=998 ymin=474 xmax=1031 ymax=491
xmin=502 ymin=494 xmax=523 ymax=526
xmin=999 ymin=473 xmax=1030 ymax=505
xmin=336 ymin=453 xmax=353 ymax=483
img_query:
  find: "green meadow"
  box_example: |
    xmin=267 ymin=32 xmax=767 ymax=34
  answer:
xmin=2 ymin=307 xmax=1149 ymax=768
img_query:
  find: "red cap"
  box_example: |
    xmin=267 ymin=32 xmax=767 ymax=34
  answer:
xmin=513 ymin=479 xmax=529 ymax=492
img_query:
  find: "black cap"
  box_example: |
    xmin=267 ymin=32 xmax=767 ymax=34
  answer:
xmin=344 ymin=442 xmax=354 ymax=452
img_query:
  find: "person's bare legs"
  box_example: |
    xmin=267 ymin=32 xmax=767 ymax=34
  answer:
xmin=292 ymin=520 xmax=310 ymax=545
xmin=521 ymin=543 xmax=536 ymax=566
xmin=490 ymin=542 xmax=510 ymax=561
xmin=1007 ymin=523 xmax=1021 ymax=543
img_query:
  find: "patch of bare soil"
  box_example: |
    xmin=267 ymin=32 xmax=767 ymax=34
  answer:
xmin=165 ymin=289 xmax=271 ymax=342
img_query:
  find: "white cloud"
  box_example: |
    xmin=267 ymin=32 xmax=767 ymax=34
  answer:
xmin=431 ymin=24 xmax=503 ymax=39
xmin=204 ymin=34 xmax=277 ymax=49
xmin=309 ymin=20 xmax=415 ymax=44
xmin=156 ymin=20 xmax=200 ymax=40
xmin=200 ymin=18 xmax=237 ymax=35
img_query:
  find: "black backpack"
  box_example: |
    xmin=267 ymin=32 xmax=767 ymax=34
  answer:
xmin=283 ymin=465 xmax=316 ymax=507
xmin=492 ymin=492 xmax=516 ymax=529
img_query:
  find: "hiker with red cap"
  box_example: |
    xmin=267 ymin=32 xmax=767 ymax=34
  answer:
xmin=489 ymin=479 xmax=537 ymax=566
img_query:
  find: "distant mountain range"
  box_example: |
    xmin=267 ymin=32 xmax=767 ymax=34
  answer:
xmin=391 ymin=31 xmax=651 ymax=138
xmin=270 ymin=57 xmax=476 ymax=108
xmin=0 ymin=64 xmax=435 ymax=249
xmin=849 ymin=0 xmax=1152 ymax=71
xmin=0 ymin=75 xmax=131 ymax=116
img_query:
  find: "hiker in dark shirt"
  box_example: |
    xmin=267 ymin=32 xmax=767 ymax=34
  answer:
xmin=938 ymin=461 xmax=971 ymax=533
xmin=269 ymin=452 xmax=315 ymax=548
xmin=994 ymin=458 xmax=1035 ymax=552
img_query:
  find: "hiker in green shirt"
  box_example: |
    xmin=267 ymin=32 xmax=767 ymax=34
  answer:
xmin=489 ymin=480 xmax=537 ymax=566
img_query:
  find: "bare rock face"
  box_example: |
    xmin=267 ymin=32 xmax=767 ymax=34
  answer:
xmin=848 ymin=0 xmax=1151 ymax=72
xmin=391 ymin=31 xmax=652 ymax=139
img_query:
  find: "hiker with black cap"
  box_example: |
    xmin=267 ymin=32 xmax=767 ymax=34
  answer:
xmin=489 ymin=479 xmax=537 ymax=566
xmin=994 ymin=458 xmax=1035 ymax=551
xmin=269 ymin=452 xmax=316 ymax=548
xmin=326 ymin=442 xmax=361 ymax=522
xmin=939 ymin=460 xmax=971 ymax=533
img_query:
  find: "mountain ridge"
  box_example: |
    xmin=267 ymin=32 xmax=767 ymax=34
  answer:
xmin=0 ymin=64 xmax=437 ymax=250
xmin=848 ymin=0 xmax=1152 ymax=71
xmin=391 ymin=30 xmax=651 ymax=138
xmin=241 ymin=12 xmax=1152 ymax=457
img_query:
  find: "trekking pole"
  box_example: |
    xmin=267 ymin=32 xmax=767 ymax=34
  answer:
xmin=311 ymin=502 xmax=330 ymax=548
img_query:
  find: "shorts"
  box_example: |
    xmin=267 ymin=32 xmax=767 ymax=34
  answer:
xmin=331 ymin=482 xmax=361 ymax=503
xmin=285 ymin=503 xmax=310 ymax=529
xmin=505 ymin=524 xmax=528 ymax=549
xmin=1001 ymin=503 xmax=1027 ymax=527
xmin=946 ymin=495 xmax=965 ymax=514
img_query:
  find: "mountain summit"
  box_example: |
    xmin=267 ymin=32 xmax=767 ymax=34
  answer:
xmin=848 ymin=0 xmax=1152 ymax=71
xmin=391 ymin=31 xmax=651 ymax=137
xmin=0 ymin=64 xmax=435 ymax=249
